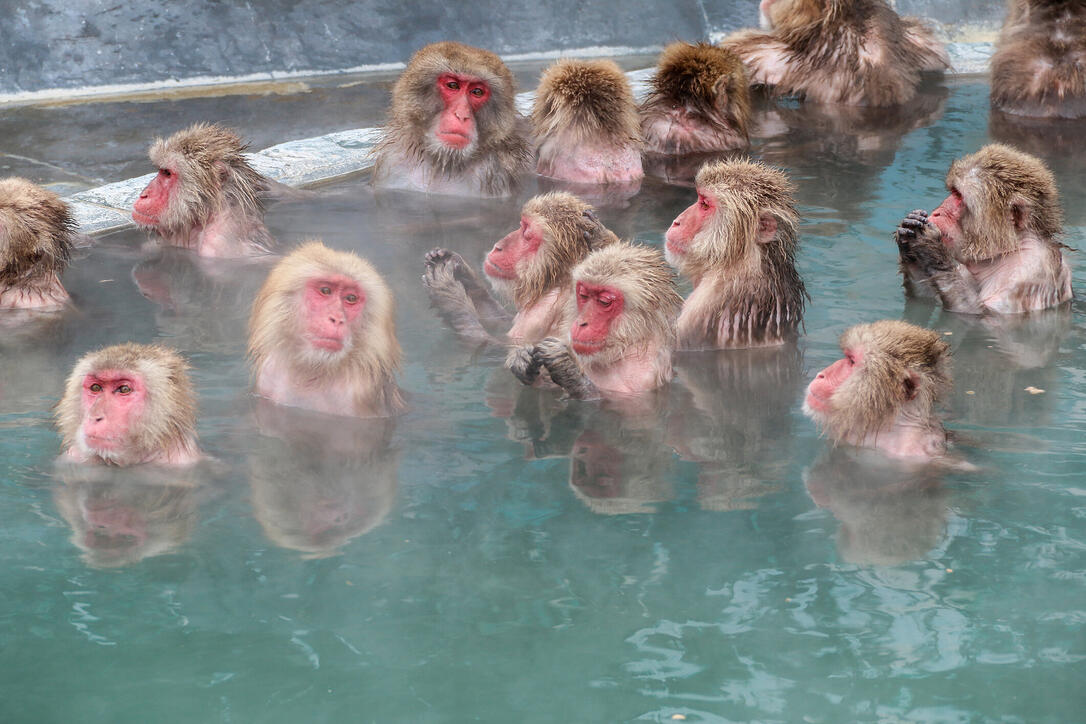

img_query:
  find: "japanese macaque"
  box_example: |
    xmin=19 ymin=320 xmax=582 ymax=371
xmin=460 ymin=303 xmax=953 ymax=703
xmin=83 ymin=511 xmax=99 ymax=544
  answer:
xmin=532 ymin=59 xmax=644 ymax=186
xmin=804 ymin=320 xmax=951 ymax=460
xmin=640 ymin=42 xmax=752 ymax=155
xmin=248 ymin=241 xmax=404 ymax=417
xmin=719 ymin=0 xmax=948 ymax=106
xmin=0 ymin=177 xmax=75 ymax=311
xmin=422 ymin=191 xmax=619 ymax=346
xmin=510 ymin=241 xmax=681 ymax=400
xmin=991 ymin=0 xmax=1086 ymax=118
xmin=372 ymin=41 xmax=532 ymax=196
xmin=132 ymin=123 xmax=274 ymax=257
xmin=56 ymin=343 xmax=202 ymax=466
xmin=894 ymin=144 xmax=1073 ymax=315
xmin=665 ymin=159 xmax=806 ymax=349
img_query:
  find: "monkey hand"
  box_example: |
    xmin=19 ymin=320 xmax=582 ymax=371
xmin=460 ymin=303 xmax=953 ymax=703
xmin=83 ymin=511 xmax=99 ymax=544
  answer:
xmin=423 ymin=249 xmax=473 ymax=307
xmin=425 ymin=247 xmax=485 ymax=293
xmin=894 ymin=210 xmax=952 ymax=274
xmin=535 ymin=337 xmax=600 ymax=400
xmin=507 ymin=344 xmax=542 ymax=386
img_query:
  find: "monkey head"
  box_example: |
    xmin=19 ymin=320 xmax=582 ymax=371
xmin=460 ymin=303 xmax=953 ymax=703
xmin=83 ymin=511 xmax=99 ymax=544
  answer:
xmin=249 ymin=242 xmax=401 ymax=374
xmin=57 ymin=343 xmax=197 ymax=466
xmin=0 ymin=177 xmax=74 ymax=288
xmin=804 ymin=321 xmax=951 ymax=445
xmin=566 ymin=242 xmax=681 ymax=368
xmin=666 ymin=159 xmax=799 ymax=278
xmin=392 ymin=42 xmax=518 ymax=164
xmin=929 ymin=144 xmax=1062 ymax=263
xmin=484 ymin=191 xmax=617 ymax=307
xmin=133 ymin=123 xmax=267 ymax=235
xmin=760 ymin=0 xmax=822 ymax=30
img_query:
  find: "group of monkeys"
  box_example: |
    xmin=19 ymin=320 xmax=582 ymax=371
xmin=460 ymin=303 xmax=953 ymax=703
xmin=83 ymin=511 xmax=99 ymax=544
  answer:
xmin=0 ymin=0 xmax=1082 ymax=474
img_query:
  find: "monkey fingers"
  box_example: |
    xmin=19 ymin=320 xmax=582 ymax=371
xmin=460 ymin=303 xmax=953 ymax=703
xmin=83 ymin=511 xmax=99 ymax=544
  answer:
xmin=535 ymin=337 xmax=600 ymax=400
xmin=507 ymin=345 xmax=543 ymax=386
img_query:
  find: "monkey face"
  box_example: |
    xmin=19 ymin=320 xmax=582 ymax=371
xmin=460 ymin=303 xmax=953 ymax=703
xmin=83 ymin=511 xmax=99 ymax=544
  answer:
xmin=928 ymin=187 xmax=966 ymax=253
xmin=78 ymin=371 xmax=148 ymax=462
xmin=804 ymin=348 xmax=861 ymax=420
xmin=570 ymin=281 xmax=625 ymax=356
xmin=300 ymin=276 xmax=365 ymax=356
xmin=132 ymin=168 xmax=180 ymax=228
xmin=485 ymin=215 xmax=543 ymax=282
xmin=665 ymin=191 xmax=714 ymax=259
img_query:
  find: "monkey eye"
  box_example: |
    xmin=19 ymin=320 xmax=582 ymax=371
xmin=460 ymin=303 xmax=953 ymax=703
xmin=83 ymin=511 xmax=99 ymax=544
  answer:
xmin=470 ymin=87 xmax=485 ymax=97
xmin=319 ymin=286 xmax=332 ymax=295
xmin=89 ymin=383 xmax=102 ymax=393
xmin=598 ymin=298 xmax=613 ymax=308
xmin=159 ymin=168 xmax=172 ymax=178
xmin=344 ymin=293 xmax=359 ymax=304
xmin=578 ymin=293 xmax=589 ymax=302
xmin=845 ymin=354 xmax=856 ymax=366
xmin=117 ymin=385 xmax=132 ymax=394
xmin=446 ymin=80 xmax=460 ymax=90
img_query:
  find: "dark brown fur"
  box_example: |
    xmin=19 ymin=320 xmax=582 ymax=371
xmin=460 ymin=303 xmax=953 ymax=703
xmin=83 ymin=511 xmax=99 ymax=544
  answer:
xmin=0 ymin=177 xmax=74 ymax=292
xmin=533 ymin=59 xmax=641 ymax=147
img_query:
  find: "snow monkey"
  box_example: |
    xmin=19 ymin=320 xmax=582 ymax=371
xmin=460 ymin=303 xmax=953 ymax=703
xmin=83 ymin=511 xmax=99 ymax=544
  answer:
xmin=248 ymin=241 xmax=404 ymax=418
xmin=371 ymin=41 xmax=532 ymax=196
xmin=56 ymin=343 xmax=202 ymax=466
xmin=640 ymin=42 xmax=752 ymax=154
xmin=991 ymin=0 xmax=1086 ymax=118
xmin=532 ymin=59 xmax=644 ymax=186
xmin=422 ymin=191 xmax=619 ymax=346
xmin=132 ymin=123 xmax=274 ymax=257
xmin=719 ymin=0 xmax=948 ymax=106
xmin=510 ymin=241 xmax=682 ymax=400
xmin=804 ymin=320 xmax=951 ymax=460
xmin=665 ymin=158 xmax=806 ymax=349
xmin=0 ymin=177 xmax=75 ymax=310
xmin=894 ymin=144 xmax=1073 ymax=315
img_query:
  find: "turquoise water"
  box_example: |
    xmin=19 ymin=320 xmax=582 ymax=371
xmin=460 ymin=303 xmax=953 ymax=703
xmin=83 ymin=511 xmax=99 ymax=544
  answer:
xmin=2 ymin=78 xmax=1085 ymax=723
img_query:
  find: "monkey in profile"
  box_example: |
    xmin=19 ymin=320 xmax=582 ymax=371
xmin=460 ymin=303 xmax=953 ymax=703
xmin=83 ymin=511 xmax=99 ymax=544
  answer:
xmin=991 ymin=0 xmax=1086 ymax=118
xmin=132 ymin=123 xmax=274 ymax=257
xmin=720 ymin=0 xmax=947 ymax=106
xmin=894 ymin=144 xmax=1072 ymax=315
xmin=372 ymin=41 xmax=532 ymax=196
xmin=0 ymin=177 xmax=75 ymax=311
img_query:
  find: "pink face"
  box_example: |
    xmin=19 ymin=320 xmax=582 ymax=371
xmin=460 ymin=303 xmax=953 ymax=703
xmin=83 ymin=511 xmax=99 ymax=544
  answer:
xmin=928 ymin=188 xmax=964 ymax=249
xmin=484 ymin=216 xmax=542 ymax=280
xmin=132 ymin=168 xmax=179 ymax=227
xmin=435 ymin=73 xmax=491 ymax=150
xmin=303 ymin=276 xmax=365 ymax=352
xmin=665 ymin=191 xmax=715 ymax=256
xmin=570 ymin=430 xmax=623 ymax=498
xmin=80 ymin=370 xmax=147 ymax=451
xmin=570 ymin=281 xmax=624 ymax=356
xmin=805 ymin=347 xmax=862 ymax=413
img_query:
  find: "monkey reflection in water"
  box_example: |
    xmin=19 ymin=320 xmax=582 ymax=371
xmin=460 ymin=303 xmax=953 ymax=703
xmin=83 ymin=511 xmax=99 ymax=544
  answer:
xmin=249 ymin=400 xmax=398 ymax=557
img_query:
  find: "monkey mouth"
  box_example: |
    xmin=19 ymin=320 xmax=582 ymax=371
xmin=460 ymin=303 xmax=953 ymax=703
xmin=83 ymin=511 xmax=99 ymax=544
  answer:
xmin=131 ymin=210 xmax=160 ymax=227
xmin=436 ymin=131 xmax=472 ymax=149
xmin=484 ymin=260 xmax=516 ymax=280
xmin=83 ymin=433 xmax=122 ymax=450
xmin=803 ymin=389 xmax=830 ymax=414
xmin=309 ymin=336 xmax=345 ymax=352
xmin=664 ymin=234 xmax=688 ymax=256
xmin=571 ymin=339 xmax=604 ymax=356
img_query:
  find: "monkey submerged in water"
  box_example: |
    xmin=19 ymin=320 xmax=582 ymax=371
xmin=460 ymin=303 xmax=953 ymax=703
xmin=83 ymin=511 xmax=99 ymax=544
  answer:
xmin=132 ymin=123 xmax=274 ymax=257
xmin=249 ymin=241 xmax=404 ymax=418
xmin=894 ymin=144 xmax=1073 ymax=315
xmin=423 ymin=191 xmax=619 ymax=346
xmin=804 ymin=320 xmax=951 ymax=460
xmin=0 ymin=177 xmax=76 ymax=311
xmin=719 ymin=0 xmax=947 ymax=107
xmin=372 ymin=42 xmax=532 ymax=196
xmin=56 ymin=343 xmax=202 ymax=466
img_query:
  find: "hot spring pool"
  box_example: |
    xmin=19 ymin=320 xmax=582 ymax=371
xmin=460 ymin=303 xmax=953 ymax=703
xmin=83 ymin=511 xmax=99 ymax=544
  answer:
xmin=1 ymin=76 xmax=1085 ymax=723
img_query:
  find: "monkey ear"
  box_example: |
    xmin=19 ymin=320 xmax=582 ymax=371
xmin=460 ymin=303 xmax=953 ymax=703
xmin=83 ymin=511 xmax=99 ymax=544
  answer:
xmin=711 ymin=76 xmax=731 ymax=110
xmin=1011 ymin=202 xmax=1029 ymax=231
xmin=756 ymin=214 xmax=777 ymax=244
xmin=903 ymin=372 xmax=920 ymax=401
xmin=214 ymin=160 xmax=230 ymax=183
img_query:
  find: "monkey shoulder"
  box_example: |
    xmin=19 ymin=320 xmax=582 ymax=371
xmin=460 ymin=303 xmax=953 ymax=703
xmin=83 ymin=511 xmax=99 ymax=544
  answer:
xmin=974 ymin=240 xmax=1074 ymax=313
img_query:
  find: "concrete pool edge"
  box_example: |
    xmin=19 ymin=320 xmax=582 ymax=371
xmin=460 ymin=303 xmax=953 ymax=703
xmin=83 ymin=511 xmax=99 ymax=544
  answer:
xmin=64 ymin=42 xmax=994 ymax=237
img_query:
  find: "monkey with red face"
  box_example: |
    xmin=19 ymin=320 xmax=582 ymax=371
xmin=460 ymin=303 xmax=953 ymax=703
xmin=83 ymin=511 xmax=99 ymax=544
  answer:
xmin=422 ymin=192 xmax=619 ymax=347
xmin=249 ymin=241 xmax=404 ymax=418
xmin=132 ymin=123 xmax=273 ymax=258
xmin=510 ymin=241 xmax=681 ymax=400
xmin=56 ymin=343 xmax=202 ymax=466
xmin=804 ymin=320 xmax=951 ymax=460
xmin=372 ymin=42 xmax=532 ymax=196
xmin=894 ymin=144 xmax=1073 ymax=315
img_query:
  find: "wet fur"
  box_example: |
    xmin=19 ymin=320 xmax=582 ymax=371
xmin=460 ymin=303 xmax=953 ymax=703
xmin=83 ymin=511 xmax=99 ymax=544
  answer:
xmin=0 ymin=177 xmax=74 ymax=306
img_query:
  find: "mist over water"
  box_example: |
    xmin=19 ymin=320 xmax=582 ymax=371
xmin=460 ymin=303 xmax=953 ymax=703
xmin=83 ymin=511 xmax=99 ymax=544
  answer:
xmin=2 ymin=77 xmax=1085 ymax=723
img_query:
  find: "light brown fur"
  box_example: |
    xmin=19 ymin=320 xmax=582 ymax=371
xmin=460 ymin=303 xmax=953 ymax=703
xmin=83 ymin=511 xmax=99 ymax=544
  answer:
xmin=640 ymin=42 xmax=752 ymax=154
xmin=372 ymin=41 xmax=531 ymax=196
xmin=56 ymin=343 xmax=199 ymax=466
xmin=0 ymin=177 xmax=74 ymax=310
xmin=720 ymin=0 xmax=948 ymax=106
xmin=672 ymin=159 xmax=806 ymax=349
xmin=992 ymin=0 xmax=1086 ymax=118
xmin=249 ymin=241 xmax=404 ymax=417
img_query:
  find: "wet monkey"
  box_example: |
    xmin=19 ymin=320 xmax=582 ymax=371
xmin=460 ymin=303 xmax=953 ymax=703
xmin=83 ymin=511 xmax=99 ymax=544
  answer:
xmin=720 ymin=0 xmax=947 ymax=106
xmin=132 ymin=123 xmax=274 ymax=257
xmin=991 ymin=0 xmax=1086 ymax=118
xmin=0 ymin=177 xmax=75 ymax=310
xmin=56 ymin=343 xmax=202 ymax=466
xmin=894 ymin=144 xmax=1072 ymax=314
xmin=804 ymin=320 xmax=951 ymax=460
xmin=665 ymin=159 xmax=806 ymax=349
xmin=510 ymin=241 xmax=682 ymax=400
xmin=640 ymin=42 xmax=752 ymax=154
xmin=532 ymin=60 xmax=644 ymax=186
xmin=372 ymin=42 xmax=532 ymax=196
xmin=423 ymin=192 xmax=619 ymax=346
xmin=248 ymin=241 xmax=404 ymax=418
